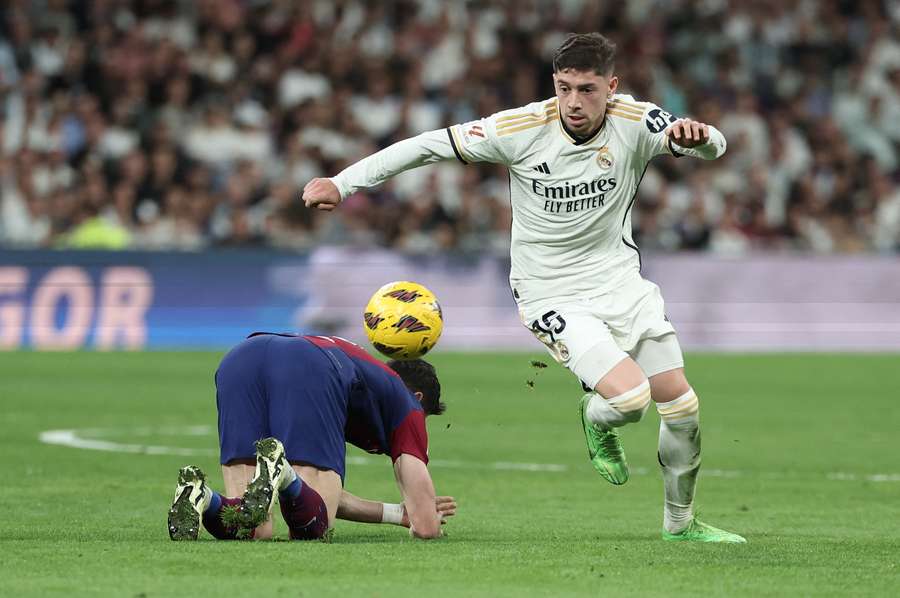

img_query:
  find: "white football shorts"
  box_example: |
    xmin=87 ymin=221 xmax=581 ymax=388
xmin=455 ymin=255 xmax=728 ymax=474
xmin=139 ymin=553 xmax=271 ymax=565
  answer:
xmin=517 ymin=275 xmax=684 ymax=390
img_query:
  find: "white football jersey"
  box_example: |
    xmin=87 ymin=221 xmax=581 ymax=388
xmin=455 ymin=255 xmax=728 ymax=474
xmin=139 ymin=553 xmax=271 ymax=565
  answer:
xmin=331 ymin=93 xmax=726 ymax=303
xmin=446 ymin=94 xmax=723 ymax=302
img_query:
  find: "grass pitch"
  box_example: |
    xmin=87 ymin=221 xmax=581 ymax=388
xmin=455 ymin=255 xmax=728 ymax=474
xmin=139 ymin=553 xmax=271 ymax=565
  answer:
xmin=1 ymin=351 xmax=899 ymax=597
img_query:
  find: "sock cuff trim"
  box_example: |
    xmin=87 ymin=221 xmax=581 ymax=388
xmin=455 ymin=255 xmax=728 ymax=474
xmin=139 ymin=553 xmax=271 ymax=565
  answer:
xmin=672 ymin=388 xmax=696 ymax=404
xmin=607 ymin=380 xmax=651 ymax=412
xmin=280 ymin=476 xmax=303 ymax=500
xmin=205 ymin=490 xmax=222 ymax=515
xmin=656 ymin=389 xmax=699 ymax=420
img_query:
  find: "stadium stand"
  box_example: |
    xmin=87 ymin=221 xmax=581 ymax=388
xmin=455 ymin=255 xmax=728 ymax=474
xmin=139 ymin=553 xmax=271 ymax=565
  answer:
xmin=1 ymin=0 xmax=898 ymax=253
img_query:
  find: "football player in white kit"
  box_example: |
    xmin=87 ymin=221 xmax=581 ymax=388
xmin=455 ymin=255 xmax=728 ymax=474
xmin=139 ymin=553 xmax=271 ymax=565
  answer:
xmin=303 ymin=33 xmax=745 ymax=543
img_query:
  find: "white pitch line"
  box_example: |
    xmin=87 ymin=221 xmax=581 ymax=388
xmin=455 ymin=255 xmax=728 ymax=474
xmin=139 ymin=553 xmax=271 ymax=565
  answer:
xmin=38 ymin=429 xmax=217 ymax=457
xmin=38 ymin=427 xmax=900 ymax=483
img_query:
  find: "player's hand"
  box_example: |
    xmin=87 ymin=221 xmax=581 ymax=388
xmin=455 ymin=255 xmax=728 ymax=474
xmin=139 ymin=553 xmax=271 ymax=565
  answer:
xmin=665 ymin=118 xmax=710 ymax=148
xmin=400 ymin=496 xmax=457 ymax=527
xmin=302 ymin=177 xmax=341 ymax=211
xmin=435 ymin=495 xmax=457 ymax=522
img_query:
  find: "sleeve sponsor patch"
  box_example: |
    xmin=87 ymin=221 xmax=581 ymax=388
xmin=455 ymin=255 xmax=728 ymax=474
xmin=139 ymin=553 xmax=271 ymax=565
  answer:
xmin=645 ymin=108 xmax=678 ymax=133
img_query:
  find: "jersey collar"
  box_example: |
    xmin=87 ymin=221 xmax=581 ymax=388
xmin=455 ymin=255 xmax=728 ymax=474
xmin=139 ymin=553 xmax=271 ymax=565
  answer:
xmin=558 ymin=115 xmax=606 ymax=146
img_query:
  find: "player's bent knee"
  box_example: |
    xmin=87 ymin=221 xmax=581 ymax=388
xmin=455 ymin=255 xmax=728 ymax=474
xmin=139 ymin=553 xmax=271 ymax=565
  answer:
xmin=607 ymin=380 xmax=652 ymax=423
xmin=592 ymin=357 xmax=647 ymax=398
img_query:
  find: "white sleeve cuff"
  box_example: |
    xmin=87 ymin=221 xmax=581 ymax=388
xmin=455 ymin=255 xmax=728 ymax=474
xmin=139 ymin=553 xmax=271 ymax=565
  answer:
xmin=329 ymin=175 xmax=350 ymax=201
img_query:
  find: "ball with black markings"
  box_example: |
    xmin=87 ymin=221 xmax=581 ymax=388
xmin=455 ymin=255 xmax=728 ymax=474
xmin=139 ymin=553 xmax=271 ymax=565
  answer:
xmin=363 ymin=281 xmax=443 ymax=360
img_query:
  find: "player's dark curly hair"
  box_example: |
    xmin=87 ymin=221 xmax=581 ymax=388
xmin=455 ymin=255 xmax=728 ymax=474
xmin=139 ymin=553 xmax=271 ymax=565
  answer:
xmin=553 ymin=32 xmax=617 ymax=76
xmin=388 ymin=359 xmax=445 ymax=416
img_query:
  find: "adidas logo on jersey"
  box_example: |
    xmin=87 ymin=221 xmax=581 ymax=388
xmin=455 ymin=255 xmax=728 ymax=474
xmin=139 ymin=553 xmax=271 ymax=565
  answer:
xmin=532 ymin=162 xmax=551 ymax=175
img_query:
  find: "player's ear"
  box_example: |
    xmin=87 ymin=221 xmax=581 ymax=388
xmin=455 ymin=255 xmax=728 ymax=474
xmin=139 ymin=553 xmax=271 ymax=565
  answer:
xmin=607 ymin=76 xmax=618 ymax=97
xmin=414 ymin=391 xmax=424 ymax=404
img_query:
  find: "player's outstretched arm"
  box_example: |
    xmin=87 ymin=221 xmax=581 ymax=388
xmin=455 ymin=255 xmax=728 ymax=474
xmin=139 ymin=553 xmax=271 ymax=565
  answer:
xmin=393 ymin=453 xmax=444 ymax=539
xmin=302 ymin=128 xmax=460 ymax=211
xmin=664 ymin=118 xmax=726 ymax=160
xmin=337 ymin=490 xmax=456 ymax=526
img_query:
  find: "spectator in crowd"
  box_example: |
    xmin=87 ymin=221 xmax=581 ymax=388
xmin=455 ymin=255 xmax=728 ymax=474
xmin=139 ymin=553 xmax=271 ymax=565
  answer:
xmin=0 ymin=0 xmax=898 ymax=254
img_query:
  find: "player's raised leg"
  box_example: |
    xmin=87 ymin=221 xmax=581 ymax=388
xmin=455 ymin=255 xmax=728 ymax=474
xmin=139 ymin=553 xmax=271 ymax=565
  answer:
xmin=647 ymin=358 xmax=745 ymax=543
xmin=522 ymin=302 xmax=646 ymax=485
xmin=579 ymin=354 xmax=652 ymax=485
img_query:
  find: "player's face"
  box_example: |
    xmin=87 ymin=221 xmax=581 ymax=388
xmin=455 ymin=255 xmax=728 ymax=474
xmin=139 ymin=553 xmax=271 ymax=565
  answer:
xmin=553 ymin=69 xmax=618 ymax=136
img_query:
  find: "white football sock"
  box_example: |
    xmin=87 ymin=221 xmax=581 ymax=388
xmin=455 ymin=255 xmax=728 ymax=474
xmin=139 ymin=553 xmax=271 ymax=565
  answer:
xmin=585 ymin=381 xmax=651 ymax=429
xmin=657 ymin=389 xmax=701 ymax=534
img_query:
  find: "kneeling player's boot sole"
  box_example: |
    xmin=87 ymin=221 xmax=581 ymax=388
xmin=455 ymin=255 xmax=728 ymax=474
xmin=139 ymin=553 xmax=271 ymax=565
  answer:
xmin=168 ymin=465 xmax=208 ymax=541
xmin=236 ymin=437 xmax=287 ymax=536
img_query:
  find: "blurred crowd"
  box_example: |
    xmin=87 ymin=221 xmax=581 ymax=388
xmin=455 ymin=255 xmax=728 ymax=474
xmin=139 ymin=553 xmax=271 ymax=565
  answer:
xmin=1 ymin=0 xmax=899 ymax=254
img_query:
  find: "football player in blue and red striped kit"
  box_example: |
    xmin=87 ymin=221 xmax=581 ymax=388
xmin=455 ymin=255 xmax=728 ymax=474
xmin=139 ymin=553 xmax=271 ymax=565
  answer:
xmin=167 ymin=332 xmax=455 ymax=541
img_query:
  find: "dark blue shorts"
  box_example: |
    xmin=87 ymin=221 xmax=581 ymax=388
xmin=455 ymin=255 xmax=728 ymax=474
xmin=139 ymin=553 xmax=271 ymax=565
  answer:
xmin=215 ymin=335 xmax=350 ymax=479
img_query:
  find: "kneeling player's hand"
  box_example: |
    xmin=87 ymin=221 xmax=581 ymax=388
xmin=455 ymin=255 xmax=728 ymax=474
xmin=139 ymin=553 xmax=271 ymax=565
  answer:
xmin=302 ymin=178 xmax=341 ymax=211
xmin=665 ymin=118 xmax=710 ymax=148
xmin=401 ymin=495 xmax=457 ymax=527
xmin=435 ymin=495 xmax=457 ymax=523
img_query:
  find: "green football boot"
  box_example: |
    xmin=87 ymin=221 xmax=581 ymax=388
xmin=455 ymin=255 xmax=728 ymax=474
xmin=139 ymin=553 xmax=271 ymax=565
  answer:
xmin=662 ymin=518 xmax=747 ymax=543
xmin=579 ymin=393 xmax=629 ymax=485
xmin=167 ymin=465 xmax=211 ymax=541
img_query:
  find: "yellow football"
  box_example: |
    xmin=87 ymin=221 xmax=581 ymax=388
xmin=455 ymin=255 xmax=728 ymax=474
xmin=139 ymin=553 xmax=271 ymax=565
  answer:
xmin=363 ymin=281 xmax=443 ymax=360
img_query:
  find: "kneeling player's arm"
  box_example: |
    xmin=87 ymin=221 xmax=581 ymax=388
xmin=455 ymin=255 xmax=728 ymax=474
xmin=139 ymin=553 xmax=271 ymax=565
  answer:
xmin=336 ymin=490 xmax=388 ymax=524
xmin=330 ymin=129 xmax=458 ymax=200
xmin=393 ymin=453 xmax=443 ymax=539
xmin=337 ymin=490 xmax=457 ymax=527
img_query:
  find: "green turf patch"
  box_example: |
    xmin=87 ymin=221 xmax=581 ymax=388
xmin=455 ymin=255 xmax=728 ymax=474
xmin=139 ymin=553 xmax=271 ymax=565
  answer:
xmin=1 ymin=351 xmax=899 ymax=596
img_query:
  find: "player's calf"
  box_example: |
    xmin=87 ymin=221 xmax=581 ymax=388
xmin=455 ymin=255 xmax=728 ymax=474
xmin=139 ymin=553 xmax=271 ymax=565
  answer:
xmin=278 ymin=473 xmax=330 ymax=541
xmin=655 ymin=388 xmax=701 ymax=535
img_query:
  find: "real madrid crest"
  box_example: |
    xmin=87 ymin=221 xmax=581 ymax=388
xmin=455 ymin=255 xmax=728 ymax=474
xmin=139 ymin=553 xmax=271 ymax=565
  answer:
xmin=596 ymin=146 xmax=614 ymax=170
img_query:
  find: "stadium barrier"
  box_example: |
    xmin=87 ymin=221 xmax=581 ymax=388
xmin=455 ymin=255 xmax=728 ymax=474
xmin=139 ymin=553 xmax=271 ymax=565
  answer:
xmin=1 ymin=248 xmax=898 ymax=351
